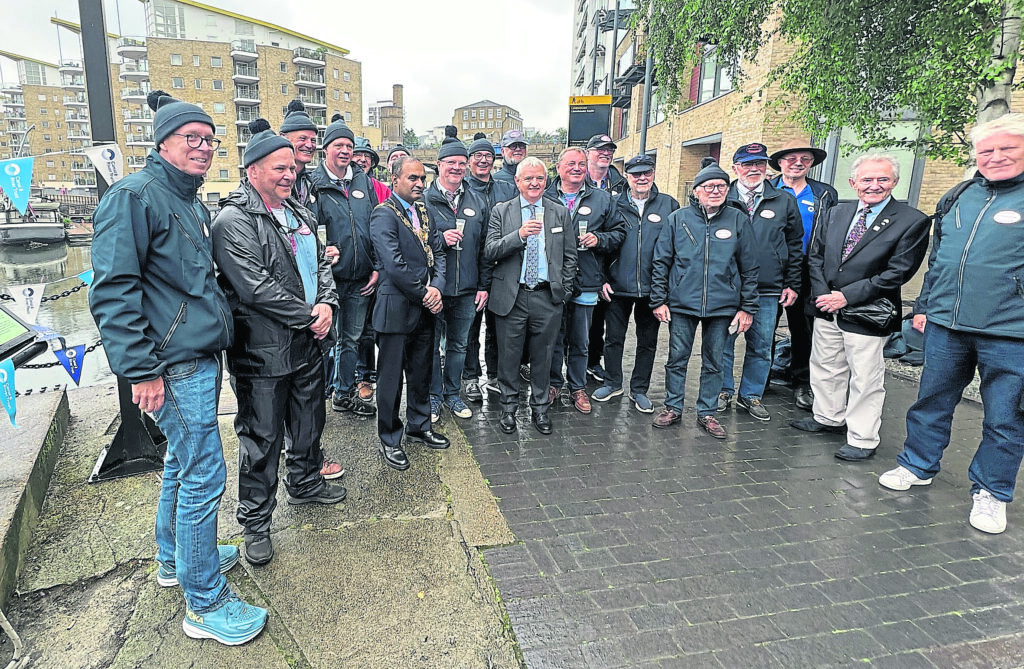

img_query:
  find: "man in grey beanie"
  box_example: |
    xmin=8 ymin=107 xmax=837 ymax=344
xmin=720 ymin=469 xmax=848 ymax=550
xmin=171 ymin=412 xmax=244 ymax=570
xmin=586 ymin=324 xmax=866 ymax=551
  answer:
xmin=212 ymin=118 xmax=345 ymax=567
xmin=90 ymin=91 xmax=268 ymax=644
xmin=280 ymin=99 xmax=319 ymax=206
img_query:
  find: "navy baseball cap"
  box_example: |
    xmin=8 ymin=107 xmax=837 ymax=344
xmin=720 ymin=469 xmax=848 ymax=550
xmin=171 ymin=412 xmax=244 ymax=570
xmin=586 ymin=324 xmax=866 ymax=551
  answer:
xmin=732 ymin=142 xmax=770 ymax=164
xmin=624 ymin=154 xmax=655 ymax=173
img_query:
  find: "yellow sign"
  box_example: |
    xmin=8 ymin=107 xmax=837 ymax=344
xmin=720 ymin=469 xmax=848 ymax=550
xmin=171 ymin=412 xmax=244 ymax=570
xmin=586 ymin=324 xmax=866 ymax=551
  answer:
xmin=569 ymin=95 xmax=612 ymax=106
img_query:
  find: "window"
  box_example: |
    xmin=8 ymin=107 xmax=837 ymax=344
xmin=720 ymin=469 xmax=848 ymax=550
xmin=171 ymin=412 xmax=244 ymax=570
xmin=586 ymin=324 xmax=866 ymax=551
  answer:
xmin=280 ymin=62 xmax=287 ymax=73
xmin=58 ymin=135 xmax=63 ymax=142
xmin=333 ymin=90 xmax=340 ymax=100
xmin=463 ymin=111 xmax=468 ymax=120
xmin=56 ymin=122 xmax=61 ymax=128
xmin=194 ymin=79 xmax=202 ymax=89
xmin=172 ymin=77 xmax=184 ymax=89
xmin=207 ymin=192 xmax=221 ymax=202
xmin=40 ymin=108 xmax=47 ymax=115
xmin=153 ymin=0 xmax=186 ymax=38
xmin=281 ymin=84 xmax=288 ymax=95
xmin=193 ymin=55 xmax=200 ymax=66
xmin=48 ymin=174 xmax=56 ymax=181
xmin=333 ymin=68 xmax=339 ymax=79
xmin=488 ymin=108 xmax=494 ymax=119
xmin=470 ymin=122 xmax=476 ymax=130
xmin=496 ymin=110 xmax=502 ymax=118
xmin=462 ymin=122 xmax=468 ymax=130
xmin=217 ymin=148 xmax=228 ymax=158
xmin=43 ymin=134 xmax=51 ymax=141
xmin=344 ymin=111 xmax=351 ymax=122
xmin=215 ymin=125 xmax=227 ymax=136
xmin=46 ymin=160 xmax=54 ymax=167
xmin=170 ymin=53 xmax=182 ymax=66
xmin=212 ymin=80 xmax=223 ymax=91
xmin=210 ymin=57 xmax=222 ymax=68
xmin=206 ymin=14 xmax=217 ymax=26
xmin=343 ymin=71 xmax=350 ymax=82
xmin=219 ymin=169 xmax=229 ymax=179
xmin=344 ymin=92 xmax=350 ymax=102
xmin=488 ymin=121 xmax=493 ymax=129
xmin=235 ymin=19 xmax=254 ymax=35
xmin=697 ymin=45 xmax=734 ymax=104
xmin=213 ymin=102 xmax=226 ymax=113
xmin=37 ymin=94 xmax=47 ymax=101
xmin=41 ymin=121 xmax=49 ymax=128
xmin=471 ymin=110 xmax=477 ymax=119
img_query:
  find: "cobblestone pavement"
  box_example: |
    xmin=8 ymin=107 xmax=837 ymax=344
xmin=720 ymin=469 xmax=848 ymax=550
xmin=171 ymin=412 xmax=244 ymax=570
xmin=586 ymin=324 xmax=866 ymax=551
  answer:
xmin=459 ymin=340 xmax=1024 ymax=668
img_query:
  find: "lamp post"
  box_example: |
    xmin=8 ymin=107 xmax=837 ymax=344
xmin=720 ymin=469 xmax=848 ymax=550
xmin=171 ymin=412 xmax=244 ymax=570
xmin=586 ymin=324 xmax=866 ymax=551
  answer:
xmin=15 ymin=124 xmax=35 ymax=158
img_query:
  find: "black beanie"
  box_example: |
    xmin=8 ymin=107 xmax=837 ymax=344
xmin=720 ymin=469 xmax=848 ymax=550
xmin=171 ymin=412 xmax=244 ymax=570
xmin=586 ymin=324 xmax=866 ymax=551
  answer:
xmin=437 ymin=125 xmax=468 ymax=161
xmin=692 ymin=159 xmax=730 ymax=188
xmin=243 ymin=118 xmax=294 ymax=167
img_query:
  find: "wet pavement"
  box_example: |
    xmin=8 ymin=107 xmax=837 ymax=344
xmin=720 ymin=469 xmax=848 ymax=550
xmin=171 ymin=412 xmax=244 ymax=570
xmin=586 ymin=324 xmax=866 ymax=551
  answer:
xmin=460 ymin=341 xmax=1024 ymax=667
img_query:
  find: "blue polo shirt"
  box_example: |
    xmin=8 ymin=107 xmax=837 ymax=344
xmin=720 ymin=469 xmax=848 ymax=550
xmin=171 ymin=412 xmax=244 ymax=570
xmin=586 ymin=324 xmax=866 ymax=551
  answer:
xmin=779 ymin=182 xmax=815 ymax=252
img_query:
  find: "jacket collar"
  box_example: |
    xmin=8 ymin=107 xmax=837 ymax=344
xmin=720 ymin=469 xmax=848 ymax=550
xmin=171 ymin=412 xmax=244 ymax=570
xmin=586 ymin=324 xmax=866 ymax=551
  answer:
xmin=146 ymin=149 xmax=205 ymax=200
xmin=220 ymin=178 xmax=309 ymax=224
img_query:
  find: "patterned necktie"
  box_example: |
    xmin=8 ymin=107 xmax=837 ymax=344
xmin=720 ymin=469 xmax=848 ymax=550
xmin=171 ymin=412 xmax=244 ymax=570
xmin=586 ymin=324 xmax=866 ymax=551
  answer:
xmin=444 ymin=189 xmax=458 ymax=212
xmin=523 ymin=204 xmax=540 ymax=288
xmin=745 ymin=189 xmax=756 ymax=221
xmin=409 ymin=205 xmax=421 ymax=232
xmin=842 ymin=207 xmax=871 ymax=260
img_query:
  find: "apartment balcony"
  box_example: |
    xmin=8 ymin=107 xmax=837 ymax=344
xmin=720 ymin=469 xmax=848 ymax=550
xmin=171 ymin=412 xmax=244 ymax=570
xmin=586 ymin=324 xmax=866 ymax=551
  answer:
xmin=1 ymin=84 xmax=22 ymax=95
xmin=126 ymin=132 xmax=154 ymax=145
xmin=7 ymin=123 xmax=28 ymax=134
xmin=616 ymin=61 xmax=646 ymax=86
xmin=310 ymin=112 xmax=327 ymax=128
xmin=297 ymin=93 xmax=326 ymax=109
xmin=126 ymin=155 xmax=147 ymax=168
xmin=4 ymin=95 xmax=25 ymax=108
xmin=294 ymin=68 xmax=325 ymax=88
xmin=235 ymin=108 xmax=261 ymax=125
xmin=58 ymin=60 xmax=83 ymax=74
xmin=66 ymin=110 xmax=89 ymax=121
xmin=68 ymin=126 xmax=91 ymax=140
xmin=119 ymin=61 xmax=150 ymax=82
xmin=121 ymin=88 xmax=149 ymax=103
xmin=611 ymin=85 xmax=632 ymax=108
xmin=232 ymin=64 xmax=259 ymax=84
xmin=62 ymin=75 xmax=86 ymax=92
xmin=5 ymin=109 xmax=26 ymax=119
xmin=236 ymin=128 xmax=252 ymax=146
xmin=230 ymin=39 xmax=258 ymax=62
xmin=123 ymin=109 xmax=152 ymax=123
xmin=233 ymin=85 xmax=260 ymax=105
xmin=292 ymin=46 xmax=325 ymax=66
xmin=116 ymin=37 xmax=147 ymax=59
xmin=64 ymin=93 xmax=89 ymax=107
xmin=73 ymin=176 xmax=97 ymax=187
xmin=71 ymin=161 xmax=92 ymax=172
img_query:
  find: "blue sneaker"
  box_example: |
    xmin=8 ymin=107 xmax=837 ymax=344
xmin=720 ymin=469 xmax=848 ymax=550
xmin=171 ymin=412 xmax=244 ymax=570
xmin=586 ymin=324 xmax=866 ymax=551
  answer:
xmin=592 ymin=385 xmax=624 ymax=402
xmin=631 ymin=392 xmax=654 ymax=413
xmin=182 ymin=594 xmax=268 ymax=646
xmin=158 ymin=544 xmax=240 ymax=587
xmin=430 ymin=395 xmax=443 ymax=423
xmin=445 ymin=396 xmax=472 ymax=419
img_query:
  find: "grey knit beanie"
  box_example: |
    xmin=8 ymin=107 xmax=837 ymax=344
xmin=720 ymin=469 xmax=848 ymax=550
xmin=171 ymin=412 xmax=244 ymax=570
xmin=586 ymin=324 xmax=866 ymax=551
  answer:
xmin=148 ymin=90 xmax=214 ymax=146
xmin=243 ymin=119 xmax=294 ymax=167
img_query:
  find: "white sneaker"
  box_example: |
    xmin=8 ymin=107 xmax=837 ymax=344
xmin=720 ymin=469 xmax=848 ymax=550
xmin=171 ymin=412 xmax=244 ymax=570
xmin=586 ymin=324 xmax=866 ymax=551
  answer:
xmin=970 ymin=489 xmax=1007 ymax=534
xmin=878 ymin=466 xmax=932 ymax=491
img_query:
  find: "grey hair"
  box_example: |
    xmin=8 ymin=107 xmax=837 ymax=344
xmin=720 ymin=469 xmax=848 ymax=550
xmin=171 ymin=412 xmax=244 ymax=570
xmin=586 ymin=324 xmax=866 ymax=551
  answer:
xmin=557 ymin=146 xmax=587 ymax=164
xmin=970 ymin=113 xmax=1024 ymax=146
xmin=850 ymin=153 xmax=900 ymax=181
xmin=516 ymin=156 xmax=547 ymax=176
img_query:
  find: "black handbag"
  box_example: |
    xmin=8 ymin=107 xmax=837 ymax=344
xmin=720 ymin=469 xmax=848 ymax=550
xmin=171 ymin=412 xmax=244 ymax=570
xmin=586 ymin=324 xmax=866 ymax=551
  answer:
xmin=839 ymin=297 xmax=899 ymax=331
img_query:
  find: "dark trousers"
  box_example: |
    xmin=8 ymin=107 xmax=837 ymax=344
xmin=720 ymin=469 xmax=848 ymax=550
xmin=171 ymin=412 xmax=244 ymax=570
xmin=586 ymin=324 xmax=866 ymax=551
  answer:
xmin=234 ymin=348 xmax=326 ymax=537
xmin=357 ymin=292 xmax=377 ymax=383
xmin=604 ymin=295 xmax=661 ymax=393
xmin=463 ymin=308 xmax=498 ymax=381
xmin=588 ymin=299 xmax=608 ymax=367
xmin=786 ymin=258 xmax=814 ymax=386
xmin=549 ymin=301 xmax=594 ymax=391
xmin=377 ymin=313 xmax=435 ymax=449
xmin=495 ymin=287 xmax=563 ymax=412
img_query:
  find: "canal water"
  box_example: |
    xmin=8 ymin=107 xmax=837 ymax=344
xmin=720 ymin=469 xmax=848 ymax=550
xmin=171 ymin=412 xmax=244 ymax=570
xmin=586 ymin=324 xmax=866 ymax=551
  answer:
xmin=1 ymin=242 xmax=113 ymax=393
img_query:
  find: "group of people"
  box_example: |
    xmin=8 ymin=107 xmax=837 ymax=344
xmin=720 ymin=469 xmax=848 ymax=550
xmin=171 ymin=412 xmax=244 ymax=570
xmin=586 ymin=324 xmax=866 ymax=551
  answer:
xmin=87 ymin=86 xmax=1024 ymax=647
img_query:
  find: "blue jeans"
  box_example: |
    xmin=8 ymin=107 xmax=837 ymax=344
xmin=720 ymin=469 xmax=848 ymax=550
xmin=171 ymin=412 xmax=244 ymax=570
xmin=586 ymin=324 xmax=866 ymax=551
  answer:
xmin=898 ymin=324 xmax=1024 ymax=502
xmin=721 ymin=295 xmax=779 ymax=399
xmin=549 ymin=302 xmax=594 ymax=391
xmin=431 ymin=293 xmax=477 ymax=400
xmin=153 ymin=356 xmax=231 ymax=614
xmin=664 ymin=314 xmax=731 ymax=416
xmin=332 ymin=280 xmax=370 ymax=397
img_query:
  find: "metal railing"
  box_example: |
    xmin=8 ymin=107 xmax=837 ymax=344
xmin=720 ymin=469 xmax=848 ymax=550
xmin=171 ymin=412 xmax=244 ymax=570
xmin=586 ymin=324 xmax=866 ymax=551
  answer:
xmin=231 ymin=39 xmax=256 ymax=54
xmin=121 ymin=88 xmax=149 ymax=100
xmin=234 ymin=85 xmax=260 ymax=99
xmin=233 ymin=64 xmax=259 ymax=78
xmin=294 ymin=68 xmax=325 ymax=84
xmin=293 ymin=46 xmax=325 ymax=62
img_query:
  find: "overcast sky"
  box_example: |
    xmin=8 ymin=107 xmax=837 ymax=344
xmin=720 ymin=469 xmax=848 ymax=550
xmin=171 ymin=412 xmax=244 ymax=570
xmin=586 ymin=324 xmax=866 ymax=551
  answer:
xmin=0 ymin=0 xmax=574 ymax=132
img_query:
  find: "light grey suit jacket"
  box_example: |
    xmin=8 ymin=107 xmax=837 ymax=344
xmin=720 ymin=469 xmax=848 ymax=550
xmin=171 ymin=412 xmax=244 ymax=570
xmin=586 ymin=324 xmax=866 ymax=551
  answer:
xmin=484 ymin=196 xmax=579 ymax=317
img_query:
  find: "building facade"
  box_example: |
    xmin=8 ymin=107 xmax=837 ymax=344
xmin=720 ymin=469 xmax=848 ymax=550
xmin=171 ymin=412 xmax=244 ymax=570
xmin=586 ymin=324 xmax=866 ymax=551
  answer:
xmin=570 ymin=0 xmax=635 ymax=96
xmin=452 ymin=100 xmax=523 ymax=144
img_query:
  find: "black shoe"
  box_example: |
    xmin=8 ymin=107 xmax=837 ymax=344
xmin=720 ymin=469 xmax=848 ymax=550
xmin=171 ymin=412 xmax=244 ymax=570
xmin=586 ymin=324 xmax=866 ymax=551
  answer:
xmin=287 ymin=482 xmax=347 ymax=505
xmin=519 ymin=364 xmax=531 ymax=382
xmin=834 ymin=444 xmax=876 ymax=461
xmin=532 ymin=410 xmax=553 ymax=435
xmin=332 ymin=392 xmax=376 ymax=417
xmin=406 ymin=429 xmax=450 ymax=449
xmin=498 ymin=411 xmax=517 ymax=434
xmin=244 ymin=534 xmax=273 ymax=565
xmin=378 ymin=441 xmax=410 ymax=470
xmin=790 ymin=417 xmax=846 ymax=434
xmin=586 ymin=364 xmax=606 ymax=382
xmin=465 ymin=381 xmax=483 ymax=403
xmin=794 ymin=385 xmax=813 ymax=411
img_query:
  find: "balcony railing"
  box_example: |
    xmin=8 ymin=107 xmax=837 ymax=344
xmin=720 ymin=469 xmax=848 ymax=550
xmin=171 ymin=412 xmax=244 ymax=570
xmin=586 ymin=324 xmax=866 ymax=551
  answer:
xmin=236 ymin=108 xmax=261 ymax=123
xmin=121 ymin=88 xmax=149 ymax=100
xmin=293 ymin=46 xmax=325 ymax=63
xmin=59 ymin=60 xmax=83 ymax=70
xmin=231 ymin=39 xmax=257 ymax=55
xmin=233 ymin=64 xmax=259 ymax=78
xmin=126 ymin=155 xmax=147 ymax=168
xmin=237 ymin=129 xmax=253 ymax=145
xmin=64 ymin=94 xmax=88 ymax=104
xmin=297 ymin=93 xmax=326 ymax=107
xmin=123 ymin=109 xmax=153 ymax=121
xmin=6 ymin=109 xmax=26 ymax=119
xmin=294 ymin=68 xmax=325 ymax=85
xmin=126 ymin=132 xmax=154 ymax=144
xmin=234 ymin=85 xmax=260 ymax=100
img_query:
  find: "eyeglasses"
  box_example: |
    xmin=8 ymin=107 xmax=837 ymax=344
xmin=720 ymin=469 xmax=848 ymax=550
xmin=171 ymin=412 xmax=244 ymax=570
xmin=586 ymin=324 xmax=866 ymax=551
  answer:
xmin=779 ymin=155 xmax=812 ymax=164
xmin=439 ymin=159 xmax=467 ymax=168
xmin=518 ymin=176 xmax=546 ymax=184
xmin=470 ymin=152 xmax=494 ymax=161
xmin=698 ymin=183 xmax=728 ymax=192
xmin=173 ymin=133 xmax=221 ymax=149
xmin=629 ymin=169 xmax=654 ymax=178
xmin=855 ymin=177 xmax=893 ymax=186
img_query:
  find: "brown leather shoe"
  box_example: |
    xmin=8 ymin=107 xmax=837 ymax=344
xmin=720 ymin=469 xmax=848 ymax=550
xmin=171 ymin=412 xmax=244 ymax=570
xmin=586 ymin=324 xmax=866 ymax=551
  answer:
xmin=571 ymin=388 xmax=592 ymax=414
xmin=548 ymin=385 xmax=559 ymax=405
xmin=357 ymin=381 xmax=374 ymax=401
xmin=697 ymin=414 xmax=727 ymax=439
xmin=652 ymin=408 xmax=681 ymax=428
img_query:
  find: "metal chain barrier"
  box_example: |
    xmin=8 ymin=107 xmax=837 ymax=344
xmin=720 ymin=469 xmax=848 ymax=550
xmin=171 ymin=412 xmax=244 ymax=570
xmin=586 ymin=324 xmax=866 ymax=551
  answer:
xmin=40 ymin=282 xmax=88 ymax=302
xmin=14 ymin=385 xmax=67 ymax=398
xmin=19 ymin=340 xmax=103 ymax=369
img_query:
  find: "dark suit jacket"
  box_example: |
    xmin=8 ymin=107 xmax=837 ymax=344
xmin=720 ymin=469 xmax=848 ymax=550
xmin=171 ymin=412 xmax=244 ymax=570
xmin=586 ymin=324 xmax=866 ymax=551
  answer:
xmin=369 ymin=195 xmax=447 ymax=334
xmin=807 ymin=198 xmax=930 ymax=336
xmin=484 ymin=196 xmax=579 ymax=317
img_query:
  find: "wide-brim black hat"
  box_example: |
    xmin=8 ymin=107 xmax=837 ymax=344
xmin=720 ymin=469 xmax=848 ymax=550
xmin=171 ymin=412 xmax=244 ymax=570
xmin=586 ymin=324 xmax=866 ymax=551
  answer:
xmin=768 ymin=143 xmax=828 ymax=171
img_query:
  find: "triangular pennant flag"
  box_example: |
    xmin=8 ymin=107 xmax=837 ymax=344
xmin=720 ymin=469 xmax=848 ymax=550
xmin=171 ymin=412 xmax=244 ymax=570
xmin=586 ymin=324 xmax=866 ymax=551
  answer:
xmin=0 ymin=157 xmax=34 ymax=215
xmin=83 ymin=144 xmax=124 ymax=186
xmin=0 ymin=358 xmax=18 ymax=427
xmin=78 ymin=269 xmax=94 ymax=285
xmin=54 ymin=344 xmax=86 ymax=386
xmin=5 ymin=283 xmax=46 ymax=324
